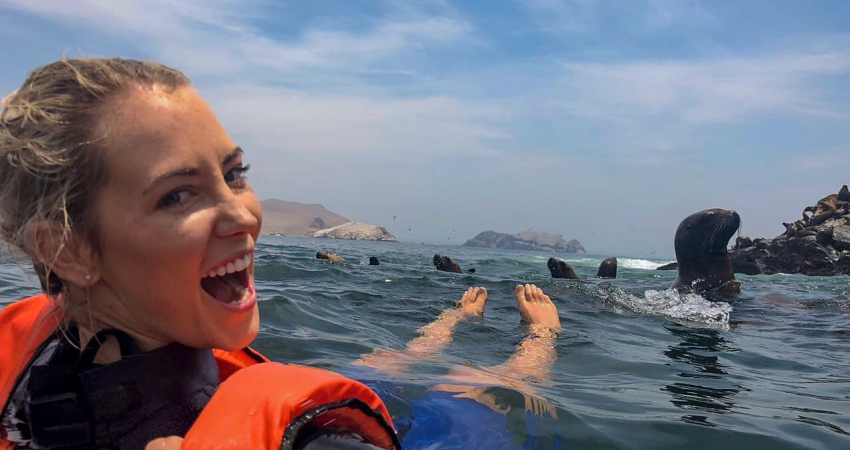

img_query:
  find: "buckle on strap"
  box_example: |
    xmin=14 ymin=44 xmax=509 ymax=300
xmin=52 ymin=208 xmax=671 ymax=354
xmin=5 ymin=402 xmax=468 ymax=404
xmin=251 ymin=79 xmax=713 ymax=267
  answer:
xmin=27 ymin=391 xmax=92 ymax=448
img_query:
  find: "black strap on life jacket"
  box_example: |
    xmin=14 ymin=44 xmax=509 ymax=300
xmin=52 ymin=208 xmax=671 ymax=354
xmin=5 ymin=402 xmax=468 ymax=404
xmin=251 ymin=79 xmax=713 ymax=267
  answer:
xmin=25 ymin=328 xmax=219 ymax=450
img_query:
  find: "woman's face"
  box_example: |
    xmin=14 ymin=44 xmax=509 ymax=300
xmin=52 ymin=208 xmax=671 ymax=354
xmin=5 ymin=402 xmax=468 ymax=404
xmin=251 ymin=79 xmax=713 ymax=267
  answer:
xmin=88 ymin=84 xmax=262 ymax=351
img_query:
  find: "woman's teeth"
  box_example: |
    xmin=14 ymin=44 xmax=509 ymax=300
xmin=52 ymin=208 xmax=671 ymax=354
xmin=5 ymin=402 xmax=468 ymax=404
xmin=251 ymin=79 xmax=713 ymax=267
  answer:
xmin=205 ymin=253 xmax=252 ymax=279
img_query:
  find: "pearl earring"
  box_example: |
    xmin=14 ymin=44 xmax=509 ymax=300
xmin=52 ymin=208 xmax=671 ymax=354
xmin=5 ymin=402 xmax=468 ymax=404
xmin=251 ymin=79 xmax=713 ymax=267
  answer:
xmin=84 ymin=274 xmax=92 ymax=281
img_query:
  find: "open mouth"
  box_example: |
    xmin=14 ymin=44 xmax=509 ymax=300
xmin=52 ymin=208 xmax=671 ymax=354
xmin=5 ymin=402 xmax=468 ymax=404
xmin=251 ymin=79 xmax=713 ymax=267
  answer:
xmin=201 ymin=253 xmax=252 ymax=305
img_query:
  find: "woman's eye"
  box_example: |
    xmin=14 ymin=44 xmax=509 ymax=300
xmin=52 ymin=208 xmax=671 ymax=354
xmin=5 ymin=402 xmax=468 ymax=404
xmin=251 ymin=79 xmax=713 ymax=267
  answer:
xmin=225 ymin=164 xmax=250 ymax=185
xmin=157 ymin=189 xmax=191 ymax=209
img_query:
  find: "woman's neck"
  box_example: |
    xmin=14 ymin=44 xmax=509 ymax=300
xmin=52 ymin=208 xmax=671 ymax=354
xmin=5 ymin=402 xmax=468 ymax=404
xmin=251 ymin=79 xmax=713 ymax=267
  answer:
xmin=65 ymin=288 xmax=170 ymax=361
xmin=76 ymin=322 xmax=170 ymax=364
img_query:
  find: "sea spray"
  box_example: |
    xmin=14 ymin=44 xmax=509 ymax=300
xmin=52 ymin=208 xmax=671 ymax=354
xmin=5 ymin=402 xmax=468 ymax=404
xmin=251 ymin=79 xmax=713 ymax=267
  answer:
xmin=594 ymin=284 xmax=732 ymax=328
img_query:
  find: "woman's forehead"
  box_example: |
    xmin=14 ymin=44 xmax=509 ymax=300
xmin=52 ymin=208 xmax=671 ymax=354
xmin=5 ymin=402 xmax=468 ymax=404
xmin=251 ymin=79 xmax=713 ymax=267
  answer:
xmin=98 ymin=87 xmax=236 ymax=186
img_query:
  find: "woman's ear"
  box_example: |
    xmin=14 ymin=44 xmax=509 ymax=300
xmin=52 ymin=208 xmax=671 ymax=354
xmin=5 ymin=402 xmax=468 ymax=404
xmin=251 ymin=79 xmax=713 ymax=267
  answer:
xmin=29 ymin=221 xmax=99 ymax=287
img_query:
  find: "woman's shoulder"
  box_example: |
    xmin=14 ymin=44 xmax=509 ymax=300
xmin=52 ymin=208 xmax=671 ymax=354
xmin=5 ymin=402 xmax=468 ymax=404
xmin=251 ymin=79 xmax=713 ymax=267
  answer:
xmin=0 ymin=295 xmax=59 ymax=408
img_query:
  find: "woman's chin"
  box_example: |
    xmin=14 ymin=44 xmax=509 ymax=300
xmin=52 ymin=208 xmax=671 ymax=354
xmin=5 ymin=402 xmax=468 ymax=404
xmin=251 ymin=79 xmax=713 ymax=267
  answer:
xmin=214 ymin=307 xmax=260 ymax=351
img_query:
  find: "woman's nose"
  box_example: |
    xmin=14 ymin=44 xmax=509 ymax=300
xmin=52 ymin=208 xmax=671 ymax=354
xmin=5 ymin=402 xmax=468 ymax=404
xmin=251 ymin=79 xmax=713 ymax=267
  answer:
xmin=214 ymin=193 xmax=259 ymax=238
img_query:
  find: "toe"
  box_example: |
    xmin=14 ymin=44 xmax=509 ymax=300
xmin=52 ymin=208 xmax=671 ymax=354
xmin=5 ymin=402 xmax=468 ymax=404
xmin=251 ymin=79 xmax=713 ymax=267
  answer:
xmin=461 ymin=288 xmax=473 ymax=303
xmin=476 ymin=287 xmax=488 ymax=303
xmin=529 ymin=284 xmax=540 ymax=303
xmin=515 ymin=284 xmax=526 ymax=303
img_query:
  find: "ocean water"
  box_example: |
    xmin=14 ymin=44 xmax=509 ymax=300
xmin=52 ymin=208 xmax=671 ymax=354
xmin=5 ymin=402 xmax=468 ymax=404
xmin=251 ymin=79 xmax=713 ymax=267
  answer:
xmin=2 ymin=236 xmax=849 ymax=449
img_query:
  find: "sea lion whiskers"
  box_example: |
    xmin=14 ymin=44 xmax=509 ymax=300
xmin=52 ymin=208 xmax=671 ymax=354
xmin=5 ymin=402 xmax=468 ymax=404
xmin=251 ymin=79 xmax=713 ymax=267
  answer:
xmin=671 ymin=208 xmax=740 ymax=296
xmin=702 ymin=218 xmax=725 ymax=255
xmin=705 ymin=216 xmax=738 ymax=256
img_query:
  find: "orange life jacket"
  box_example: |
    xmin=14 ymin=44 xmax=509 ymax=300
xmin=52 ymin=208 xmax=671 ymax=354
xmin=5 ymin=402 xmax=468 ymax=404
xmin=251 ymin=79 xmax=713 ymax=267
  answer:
xmin=183 ymin=362 xmax=401 ymax=449
xmin=1 ymin=295 xmax=400 ymax=449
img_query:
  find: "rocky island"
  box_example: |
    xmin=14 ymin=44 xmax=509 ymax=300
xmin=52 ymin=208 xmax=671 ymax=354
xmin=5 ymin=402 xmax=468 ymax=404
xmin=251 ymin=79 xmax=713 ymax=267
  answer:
xmin=260 ymin=199 xmax=349 ymax=236
xmin=729 ymin=185 xmax=850 ymax=276
xmin=312 ymin=222 xmax=397 ymax=242
xmin=462 ymin=230 xmax=585 ymax=254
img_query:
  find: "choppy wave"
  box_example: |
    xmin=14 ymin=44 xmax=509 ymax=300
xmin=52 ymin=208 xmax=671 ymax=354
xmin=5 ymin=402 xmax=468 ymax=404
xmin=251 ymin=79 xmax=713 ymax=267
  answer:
xmin=594 ymin=285 xmax=732 ymax=328
xmin=618 ymin=258 xmax=674 ymax=270
xmin=4 ymin=236 xmax=849 ymax=448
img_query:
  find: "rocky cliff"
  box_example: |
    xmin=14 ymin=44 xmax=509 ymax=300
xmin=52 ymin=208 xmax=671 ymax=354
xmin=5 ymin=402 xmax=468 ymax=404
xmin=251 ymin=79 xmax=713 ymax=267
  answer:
xmin=260 ymin=199 xmax=349 ymax=236
xmin=312 ymin=222 xmax=397 ymax=242
xmin=729 ymin=185 xmax=850 ymax=276
xmin=462 ymin=230 xmax=585 ymax=254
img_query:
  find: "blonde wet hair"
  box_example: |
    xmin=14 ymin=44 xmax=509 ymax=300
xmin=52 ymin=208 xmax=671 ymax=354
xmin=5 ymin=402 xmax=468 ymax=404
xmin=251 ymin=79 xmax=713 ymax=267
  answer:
xmin=0 ymin=57 xmax=190 ymax=305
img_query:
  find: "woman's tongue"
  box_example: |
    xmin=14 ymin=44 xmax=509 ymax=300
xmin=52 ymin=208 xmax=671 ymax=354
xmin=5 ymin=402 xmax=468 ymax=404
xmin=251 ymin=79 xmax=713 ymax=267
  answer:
xmin=201 ymin=273 xmax=246 ymax=303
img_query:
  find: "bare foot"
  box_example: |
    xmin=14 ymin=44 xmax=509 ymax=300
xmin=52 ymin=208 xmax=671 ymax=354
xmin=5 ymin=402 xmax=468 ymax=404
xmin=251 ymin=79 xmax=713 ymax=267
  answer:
xmin=515 ymin=284 xmax=561 ymax=331
xmin=459 ymin=287 xmax=488 ymax=317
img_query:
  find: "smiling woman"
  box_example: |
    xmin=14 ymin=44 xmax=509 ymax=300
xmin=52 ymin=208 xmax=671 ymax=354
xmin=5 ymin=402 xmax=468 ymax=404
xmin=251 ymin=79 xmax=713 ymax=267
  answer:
xmin=0 ymin=58 xmax=400 ymax=450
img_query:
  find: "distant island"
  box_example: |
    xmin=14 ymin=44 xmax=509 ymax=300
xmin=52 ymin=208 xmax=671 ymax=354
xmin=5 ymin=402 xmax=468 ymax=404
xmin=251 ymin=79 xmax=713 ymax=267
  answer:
xmin=462 ymin=231 xmax=586 ymax=254
xmin=313 ymin=222 xmax=396 ymax=242
xmin=260 ymin=199 xmax=396 ymax=241
xmin=261 ymin=199 xmax=350 ymax=236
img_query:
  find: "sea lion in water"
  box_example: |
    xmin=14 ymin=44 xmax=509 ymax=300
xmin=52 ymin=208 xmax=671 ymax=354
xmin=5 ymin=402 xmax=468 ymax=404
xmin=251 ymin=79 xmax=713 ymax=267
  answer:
xmin=316 ymin=251 xmax=345 ymax=263
xmin=548 ymin=257 xmax=581 ymax=280
xmin=671 ymin=208 xmax=741 ymax=294
xmin=368 ymin=256 xmax=380 ymax=266
xmin=656 ymin=262 xmax=678 ymax=271
xmin=433 ymin=254 xmax=463 ymax=273
xmin=596 ymin=257 xmax=617 ymax=278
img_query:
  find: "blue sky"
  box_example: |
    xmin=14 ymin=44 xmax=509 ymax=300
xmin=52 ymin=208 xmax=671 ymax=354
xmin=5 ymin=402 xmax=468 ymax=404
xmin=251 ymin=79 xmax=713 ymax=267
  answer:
xmin=1 ymin=0 xmax=848 ymax=258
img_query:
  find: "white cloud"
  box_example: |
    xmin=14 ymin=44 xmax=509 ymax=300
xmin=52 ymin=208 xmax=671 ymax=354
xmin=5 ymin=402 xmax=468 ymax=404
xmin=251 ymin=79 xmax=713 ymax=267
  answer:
xmin=644 ymin=0 xmax=717 ymax=29
xmin=0 ymin=0 xmax=475 ymax=76
xmin=517 ymin=0 xmax=598 ymax=34
xmin=0 ymin=0 xmax=502 ymax=159
xmin=786 ymin=144 xmax=850 ymax=170
xmin=557 ymin=52 xmax=850 ymax=124
xmin=204 ymin=84 xmax=509 ymax=160
xmin=515 ymin=0 xmax=717 ymax=34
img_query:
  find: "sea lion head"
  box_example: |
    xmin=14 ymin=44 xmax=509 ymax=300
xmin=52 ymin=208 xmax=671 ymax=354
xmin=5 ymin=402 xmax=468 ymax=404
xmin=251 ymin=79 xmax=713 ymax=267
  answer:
xmin=596 ymin=257 xmax=617 ymax=278
xmin=433 ymin=254 xmax=463 ymax=273
xmin=672 ymin=208 xmax=741 ymax=294
xmin=548 ymin=257 xmax=581 ymax=280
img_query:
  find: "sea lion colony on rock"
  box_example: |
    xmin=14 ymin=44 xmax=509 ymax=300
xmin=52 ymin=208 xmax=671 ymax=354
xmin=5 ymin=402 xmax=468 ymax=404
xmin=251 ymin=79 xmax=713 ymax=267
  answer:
xmin=778 ymin=187 xmax=850 ymax=240
xmin=730 ymin=185 xmax=850 ymax=276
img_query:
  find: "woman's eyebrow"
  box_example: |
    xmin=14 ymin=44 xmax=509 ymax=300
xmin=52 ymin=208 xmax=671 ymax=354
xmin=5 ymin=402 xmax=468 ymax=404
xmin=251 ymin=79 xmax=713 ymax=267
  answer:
xmin=221 ymin=146 xmax=243 ymax=166
xmin=144 ymin=167 xmax=199 ymax=195
xmin=143 ymin=147 xmax=243 ymax=195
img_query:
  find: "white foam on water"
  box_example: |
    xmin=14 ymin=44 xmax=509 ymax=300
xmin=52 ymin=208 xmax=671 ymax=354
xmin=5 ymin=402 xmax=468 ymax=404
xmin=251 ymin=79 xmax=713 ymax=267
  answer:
xmin=618 ymin=258 xmax=674 ymax=270
xmin=600 ymin=287 xmax=732 ymax=328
